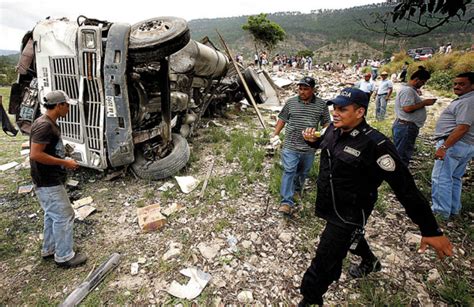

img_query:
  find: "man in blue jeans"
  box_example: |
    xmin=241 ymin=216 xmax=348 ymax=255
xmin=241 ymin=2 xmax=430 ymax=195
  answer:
xmin=271 ymin=77 xmax=330 ymax=214
xmin=392 ymin=69 xmax=436 ymax=166
xmin=431 ymin=72 xmax=474 ymax=219
xmin=30 ymin=90 xmax=87 ymax=268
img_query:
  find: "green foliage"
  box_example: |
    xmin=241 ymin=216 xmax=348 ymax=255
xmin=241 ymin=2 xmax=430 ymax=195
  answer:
xmin=427 ymin=70 xmax=454 ymax=92
xmin=430 ymin=271 xmax=473 ymax=306
xmin=241 ymin=13 xmax=286 ymax=52
xmin=0 ymin=54 xmax=18 ymax=86
xmin=356 ymin=278 xmax=410 ymax=305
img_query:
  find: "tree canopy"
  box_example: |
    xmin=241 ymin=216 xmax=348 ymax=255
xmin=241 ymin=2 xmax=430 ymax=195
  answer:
xmin=359 ymin=0 xmax=473 ymax=37
xmin=242 ymin=13 xmax=286 ymax=53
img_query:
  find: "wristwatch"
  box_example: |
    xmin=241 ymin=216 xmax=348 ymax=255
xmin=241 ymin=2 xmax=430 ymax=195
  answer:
xmin=439 ymin=144 xmax=448 ymax=151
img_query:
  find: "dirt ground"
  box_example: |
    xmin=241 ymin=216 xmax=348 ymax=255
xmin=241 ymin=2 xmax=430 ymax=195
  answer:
xmin=0 ymin=77 xmax=472 ymax=305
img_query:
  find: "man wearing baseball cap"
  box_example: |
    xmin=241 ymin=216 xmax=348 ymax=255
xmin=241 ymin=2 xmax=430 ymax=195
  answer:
xmin=374 ymin=71 xmax=393 ymax=121
xmin=271 ymin=76 xmax=330 ymax=215
xmin=30 ymin=90 xmax=87 ymax=268
xmin=298 ymin=87 xmax=452 ymax=306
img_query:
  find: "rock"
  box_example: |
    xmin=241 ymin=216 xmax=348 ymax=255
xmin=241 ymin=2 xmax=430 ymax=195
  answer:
xmin=427 ymin=268 xmax=440 ymax=283
xmin=241 ymin=240 xmax=252 ymax=249
xmin=237 ymin=290 xmax=254 ymax=303
xmin=197 ymin=242 xmax=220 ymax=260
xmin=137 ymin=257 xmax=146 ymax=264
xmin=278 ymin=232 xmax=292 ymax=243
xmin=131 ymin=262 xmax=139 ymax=275
xmin=162 ymin=242 xmax=182 ymax=261
xmin=405 ymin=232 xmax=421 ymax=245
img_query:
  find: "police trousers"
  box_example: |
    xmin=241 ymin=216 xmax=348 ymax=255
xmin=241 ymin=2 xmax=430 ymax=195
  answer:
xmin=300 ymin=221 xmax=375 ymax=305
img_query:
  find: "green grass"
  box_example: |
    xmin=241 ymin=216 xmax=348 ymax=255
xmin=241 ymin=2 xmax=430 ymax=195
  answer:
xmin=429 ymin=270 xmax=473 ymax=306
xmin=213 ymin=218 xmax=230 ymax=233
xmin=355 ymin=278 xmax=411 ymax=306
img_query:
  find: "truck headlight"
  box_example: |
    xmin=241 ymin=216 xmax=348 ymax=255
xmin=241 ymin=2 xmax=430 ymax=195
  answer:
xmin=83 ymin=31 xmax=96 ymax=49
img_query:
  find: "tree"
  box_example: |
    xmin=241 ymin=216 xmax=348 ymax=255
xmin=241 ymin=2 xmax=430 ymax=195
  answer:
xmin=358 ymin=0 xmax=473 ymax=37
xmin=242 ymin=13 xmax=286 ymax=55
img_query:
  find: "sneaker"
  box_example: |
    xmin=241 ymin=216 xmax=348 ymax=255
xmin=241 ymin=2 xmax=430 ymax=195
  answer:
xmin=348 ymin=258 xmax=382 ymax=278
xmin=56 ymin=253 xmax=88 ymax=268
xmin=278 ymin=204 xmax=292 ymax=215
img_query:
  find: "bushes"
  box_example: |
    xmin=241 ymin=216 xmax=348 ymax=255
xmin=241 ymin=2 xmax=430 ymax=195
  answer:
xmin=427 ymin=71 xmax=453 ymax=92
xmin=382 ymin=51 xmax=473 ymax=92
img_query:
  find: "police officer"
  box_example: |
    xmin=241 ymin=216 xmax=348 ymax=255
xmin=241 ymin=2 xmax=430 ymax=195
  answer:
xmin=298 ymin=88 xmax=453 ymax=306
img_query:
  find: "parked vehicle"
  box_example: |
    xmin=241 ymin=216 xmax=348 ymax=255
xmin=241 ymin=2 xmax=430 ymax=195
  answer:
xmin=9 ymin=16 xmax=272 ymax=180
xmin=407 ymin=47 xmax=435 ymax=61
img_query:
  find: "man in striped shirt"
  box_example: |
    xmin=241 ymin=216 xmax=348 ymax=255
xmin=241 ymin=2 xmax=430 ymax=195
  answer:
xmin=272 ymin=76 xmax=331 ymax=214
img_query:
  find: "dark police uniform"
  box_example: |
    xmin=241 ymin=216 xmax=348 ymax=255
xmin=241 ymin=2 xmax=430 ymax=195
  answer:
xmin=300 ymin=120 xmax=442 ymax=305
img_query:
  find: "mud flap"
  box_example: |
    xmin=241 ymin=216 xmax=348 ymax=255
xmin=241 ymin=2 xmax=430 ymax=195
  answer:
xmin=103 ymin=23 xmax=135 ymax=167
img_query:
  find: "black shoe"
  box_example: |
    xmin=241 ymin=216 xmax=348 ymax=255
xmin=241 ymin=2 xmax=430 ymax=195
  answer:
xmin=42 ymin=254 xmax=54 ymax=261
xmin=348 ymin=258 xmax=382 ymax=278
xmin=56 ymin=253 xmax=88 ymax=268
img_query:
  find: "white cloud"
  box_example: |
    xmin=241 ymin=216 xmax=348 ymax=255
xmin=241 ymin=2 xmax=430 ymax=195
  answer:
xmin=1 ymin=0 xmax=385 ymax=50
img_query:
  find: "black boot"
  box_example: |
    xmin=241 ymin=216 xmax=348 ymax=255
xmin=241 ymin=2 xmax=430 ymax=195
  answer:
xmin=348 ymin=258 xmax=382 ymax=278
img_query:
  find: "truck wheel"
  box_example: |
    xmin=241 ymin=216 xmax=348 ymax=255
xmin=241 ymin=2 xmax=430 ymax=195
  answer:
xmin=129 ymin=17 xmax=190 ymax=63
xmin=131 ymin=133 xmax=190 ymax=180
xmin=239 ymin=68 xmax=264 ymax=93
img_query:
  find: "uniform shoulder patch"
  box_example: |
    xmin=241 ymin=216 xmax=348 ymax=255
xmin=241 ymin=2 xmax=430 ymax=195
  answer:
xmin=377 ymin=154 xmax=396 ymax=171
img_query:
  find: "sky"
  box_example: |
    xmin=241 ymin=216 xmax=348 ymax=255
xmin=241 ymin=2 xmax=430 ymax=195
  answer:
xmin=1 ymin=0 xmax=385 ymax=50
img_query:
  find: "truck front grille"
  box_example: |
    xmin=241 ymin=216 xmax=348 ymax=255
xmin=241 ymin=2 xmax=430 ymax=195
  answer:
xmin=51 ymin=56 xmax=81 ymax=142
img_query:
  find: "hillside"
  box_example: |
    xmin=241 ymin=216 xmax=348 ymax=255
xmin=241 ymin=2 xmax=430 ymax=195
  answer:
xmin=188 ymin=3 xmax=474 ymax=62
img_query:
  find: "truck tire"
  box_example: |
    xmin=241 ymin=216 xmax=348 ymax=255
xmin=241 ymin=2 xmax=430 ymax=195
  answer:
xmin=131 ymin=133 xmax=190 ymax=180
xmin=239 ymin=67 xmax=264 ymax=93
xmin=129 ymin=17 xmax=190 ymax=63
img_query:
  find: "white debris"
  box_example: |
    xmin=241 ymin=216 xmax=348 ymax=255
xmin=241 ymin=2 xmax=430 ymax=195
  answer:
xmin=237 ymin=290 xmax=254 ymax=303
xmin=72 ymin=196 xmax=94 ymax=209
xmin=161 ymin=203 xmax=183 ymax=217
xmin=131 ymin=262 xmax=139 ymax=275
xmin=278 ymin=232 xmax=292 ymax=243
xmin=175 ymin=176 xmax=200 ymax=194
xmin=158 ymin=182 xmax=175 ymax=192
xmin=197 ymin=242 xmax=220 ymax=260
xmin=163 ymin=242 xmax=183 ymax=261
xmin=167 ymin=267 xmax=211 ymax=300
xmin=0 ymin=161 xmax=19 ymax=171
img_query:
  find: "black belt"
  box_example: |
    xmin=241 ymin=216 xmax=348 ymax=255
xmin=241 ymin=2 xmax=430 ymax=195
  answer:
xmin=396 ymin=119 xmax=415 ymax=125
xmin=377 ymin=93 xmax=388 ymax=96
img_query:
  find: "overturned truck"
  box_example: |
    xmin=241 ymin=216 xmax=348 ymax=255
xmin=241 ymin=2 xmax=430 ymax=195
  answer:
xmin=9 ymin=16 xmax=273 ymax=179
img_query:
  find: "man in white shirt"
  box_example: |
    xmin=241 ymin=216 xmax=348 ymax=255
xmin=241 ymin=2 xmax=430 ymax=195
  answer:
xmin=354 ymin=73 xmax=375 ymax=101
xmin=375 ymin=71 xmax=393 ymax=121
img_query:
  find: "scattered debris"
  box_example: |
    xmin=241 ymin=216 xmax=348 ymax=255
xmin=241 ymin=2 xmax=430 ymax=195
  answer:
xmin=18 ymin=184 xmax=34 ymax=194
xmin=167 ymin=268 xmax=212 ymax=300
xmin=162 ymin=242 xmax=183 ymax=261
xmin=136 ymin=204 xmax=166 ymax=232
xmin=161 ymin=203 xmax=184 ymax=217
xmin=0 ymin=161 xmax=19 ymax=171
xmin=158 ymin=182 xmax=175 ymax=192
xmin=66 ymin=179 xmax=79 ymax=187
xmin=237 ymin=290 xmax=254 ymax=303
xmin=131 ymin=263 xmax=139 ymax=275
xmin=199 ymin=159 xmax=215 ymax=199
xmin=175 ymin=176 xmax=200 ymax=194
xmin=197 ymin=242 xmax=221 ymax=260
xmin=72 ymin=196 xmax=94 ymax=208
xmin=75 ymin=205 xmax=96 ymax=221
xmin=104 ymin=169 xmax=126 ymax=181
xmin=60 ymin=253 xmax=121 ymax=307
xmin=72 ymin=196 xmax=96 ymax=220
